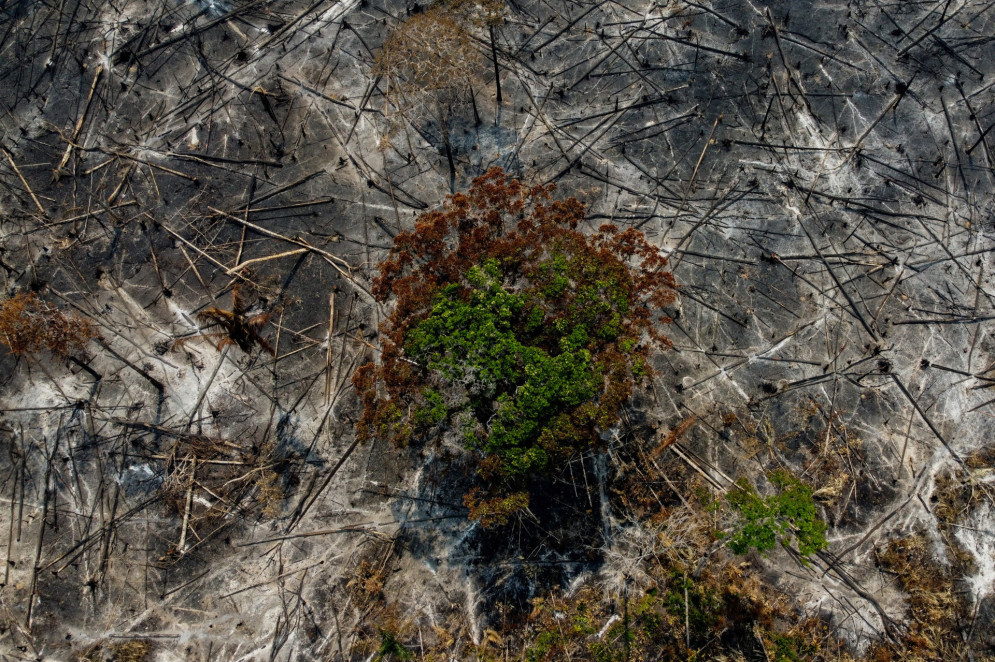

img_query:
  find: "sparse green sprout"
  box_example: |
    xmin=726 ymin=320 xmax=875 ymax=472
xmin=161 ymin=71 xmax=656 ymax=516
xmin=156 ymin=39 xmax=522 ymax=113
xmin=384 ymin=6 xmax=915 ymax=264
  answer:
xmin=374 ymin=629 xmax=412 ymax=661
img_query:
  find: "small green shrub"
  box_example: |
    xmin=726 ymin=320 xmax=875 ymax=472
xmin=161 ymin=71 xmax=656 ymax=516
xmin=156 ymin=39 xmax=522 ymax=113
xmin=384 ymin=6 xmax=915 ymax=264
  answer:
xmin=772 ymin=633 xmax=819 ymax=661
xmin=663 ymin=572 xmax=721 ymax=643
xmin=526 ymin=630 xmax=560 ymax=662
xmin=726 ymin=470 xmax=827 ymax=562
xmin=374 ymin=629 xmax=412 ymax=661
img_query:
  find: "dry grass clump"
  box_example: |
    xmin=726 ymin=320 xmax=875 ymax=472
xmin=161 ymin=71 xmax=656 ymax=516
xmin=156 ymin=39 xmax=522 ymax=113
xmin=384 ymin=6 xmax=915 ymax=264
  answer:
xmin=77 ymin=639 xmax=151 ymax=662
xmin=505 ymin=555 xmax=843 ymax=662
xmin=345 ymin=542 xmax=475 ymax=661
xmin=932 ymin=470 xmax=973 ymax=526
xmin=372 ymin=8 xmax=480 ymax=111
xmin=345 ymin=544 xmax=403 ymax=658
xmin=443 ymin=0 xmax=506 ymax=27
xmin=346 ymin=540 xmax=397 ymax=606
xmin=930 ymin=469 xmax=981 ymax=574
xmin=347 ymin=557 xmax=389 ymax=607
xmin=965 ymin=444 xmax=995 ymax=470
xmin=108 ymin=641 xmax=151 ymax=662
xmin=871 ymin=532 xmax=972 ymax=661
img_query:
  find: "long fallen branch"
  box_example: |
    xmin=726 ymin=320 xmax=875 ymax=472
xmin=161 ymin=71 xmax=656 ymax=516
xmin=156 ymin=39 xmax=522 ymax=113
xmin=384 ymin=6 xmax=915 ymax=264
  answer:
xmin=53 ymin=65 xmax=104 ymax=179
xmin=284 ymin=435 xmax=363 ymax=532
xmin=3 ymin=146 xmax=47 ymax=214
xmin=229 ymin=248 xmax=308 ymax=274
xmin=238 ymin=524 xmax=390 ymax=546
xmin=208 ymin=206 xmax=352 ymax=277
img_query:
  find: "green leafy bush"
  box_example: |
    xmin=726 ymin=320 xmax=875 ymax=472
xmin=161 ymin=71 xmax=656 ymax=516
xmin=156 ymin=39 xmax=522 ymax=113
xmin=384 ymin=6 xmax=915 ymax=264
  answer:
xmin=726 ymin=470 xmax=828 ymax=562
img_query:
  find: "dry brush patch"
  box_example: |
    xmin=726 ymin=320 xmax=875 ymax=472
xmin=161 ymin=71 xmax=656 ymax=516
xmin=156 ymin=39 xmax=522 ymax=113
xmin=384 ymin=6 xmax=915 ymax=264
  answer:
xmin=870 ymin=532 xmax=972 ymax=661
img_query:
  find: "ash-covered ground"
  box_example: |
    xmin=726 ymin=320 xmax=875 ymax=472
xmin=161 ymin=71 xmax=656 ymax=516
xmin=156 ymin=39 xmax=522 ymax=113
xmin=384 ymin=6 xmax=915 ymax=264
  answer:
xmin=1 ymin=0 xmax=995 ymax=659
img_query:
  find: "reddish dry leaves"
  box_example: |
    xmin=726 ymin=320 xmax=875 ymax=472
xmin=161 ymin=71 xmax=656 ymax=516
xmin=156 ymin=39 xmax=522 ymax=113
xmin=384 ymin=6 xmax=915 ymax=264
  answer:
xmin=370 ymin=167 xmax=675 ymax=354
xmin=0 ymin=292 xmax=98 ymax=357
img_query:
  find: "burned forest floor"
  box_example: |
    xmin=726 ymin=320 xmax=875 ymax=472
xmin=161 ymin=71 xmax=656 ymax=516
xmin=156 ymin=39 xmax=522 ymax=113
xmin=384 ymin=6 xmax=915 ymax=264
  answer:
xmin=2 ymin=0 xmax=995 ymax=659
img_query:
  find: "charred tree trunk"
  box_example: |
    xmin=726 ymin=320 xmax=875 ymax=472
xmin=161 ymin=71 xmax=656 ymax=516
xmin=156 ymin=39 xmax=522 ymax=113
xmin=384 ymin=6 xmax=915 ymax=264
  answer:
xmin=489 ymin=24 xmax=502 ymax=108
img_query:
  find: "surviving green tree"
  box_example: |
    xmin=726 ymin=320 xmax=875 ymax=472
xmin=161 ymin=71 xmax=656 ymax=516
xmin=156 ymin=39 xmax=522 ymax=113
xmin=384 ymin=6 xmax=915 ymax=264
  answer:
xmin=352 ymin=168 xmax=678 ymax=526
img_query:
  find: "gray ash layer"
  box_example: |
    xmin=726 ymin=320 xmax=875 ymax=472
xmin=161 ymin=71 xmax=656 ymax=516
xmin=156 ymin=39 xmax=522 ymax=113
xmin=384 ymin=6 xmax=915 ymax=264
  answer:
xmin=1 ymin=0 xmax=994 ymax=659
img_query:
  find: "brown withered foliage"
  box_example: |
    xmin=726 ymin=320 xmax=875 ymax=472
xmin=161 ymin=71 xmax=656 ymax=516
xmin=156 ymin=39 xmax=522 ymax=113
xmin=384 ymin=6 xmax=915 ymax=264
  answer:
xmin=183 ymin=284 xmax=274 ymax=355
xmin=0 ymin=291 xmax=97 ymax=356
xmin=151 ymin=431 xmax=286 ymax=558
xmin=347 ymin=558 xmax=388 ymax=606
xmin=373 ymin=8 xmax=480 ymax=111
xmin=353 ymin=167 xmax=677 ymax=524
xmin=443 ymin=0 xmax=506 ymax=26
xmin=462 ymin=487 xmax=530 ymax=528
xmin=77 ymin=639 xmax=152 ymax=662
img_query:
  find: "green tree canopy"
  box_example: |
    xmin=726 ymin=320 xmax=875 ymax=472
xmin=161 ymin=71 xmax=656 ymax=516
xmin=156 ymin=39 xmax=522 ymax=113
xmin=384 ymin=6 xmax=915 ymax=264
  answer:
xmin=353 ymin=167 xmax=677 ymax=526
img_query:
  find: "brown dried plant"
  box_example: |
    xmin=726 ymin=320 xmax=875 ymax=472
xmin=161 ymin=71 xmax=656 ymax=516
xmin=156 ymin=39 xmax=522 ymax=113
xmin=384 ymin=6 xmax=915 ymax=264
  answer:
xmin=347 ymin=558 xmax=388 ymax=606
xmin=0 ymin=291 xmax=97 ymax=356
xmin=373 ymin=8 xmax=485 ymax=189
xmin=77 ymin=639 xmax=152 ymax=662
xmin=373 ymin=8 xmax=480 ymax=111
xmin=155 ymin=431 xmax=283 ymax=559
xmin=872 ymin=532 xmax=973 ymax=661
xmin=183 ymin=284 xmax=274 ymax=355
xmin=442 ymin=0 xmax=507 ymax=28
